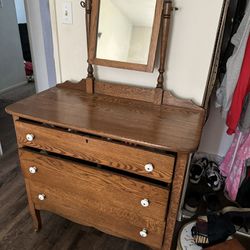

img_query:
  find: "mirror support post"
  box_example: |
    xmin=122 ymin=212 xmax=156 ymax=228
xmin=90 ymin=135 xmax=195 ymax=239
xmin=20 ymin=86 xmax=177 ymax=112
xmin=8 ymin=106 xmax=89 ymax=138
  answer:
xmin=81 ymin=0 xmax=95 ymax=93
xmin=154 ymin=0 xmax=172 ymax=104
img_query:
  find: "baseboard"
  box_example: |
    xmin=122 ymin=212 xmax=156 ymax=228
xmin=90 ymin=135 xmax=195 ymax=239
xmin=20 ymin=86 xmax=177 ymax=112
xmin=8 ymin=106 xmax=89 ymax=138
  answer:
xmin=0 ymin=81 xmax=27 ymax=95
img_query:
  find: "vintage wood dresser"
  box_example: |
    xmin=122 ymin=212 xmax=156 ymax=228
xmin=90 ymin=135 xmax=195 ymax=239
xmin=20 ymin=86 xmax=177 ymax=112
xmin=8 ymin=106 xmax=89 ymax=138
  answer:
xmin=6 ymin=0 xmax=206 ymax=249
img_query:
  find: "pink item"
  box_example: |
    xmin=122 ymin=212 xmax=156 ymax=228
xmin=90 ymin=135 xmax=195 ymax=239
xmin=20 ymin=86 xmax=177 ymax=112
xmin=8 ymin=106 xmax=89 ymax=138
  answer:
xmin=24 ymin=61 xmax=33 ymax=76
xmin=220 ymin=129 xmax=250 ymax=200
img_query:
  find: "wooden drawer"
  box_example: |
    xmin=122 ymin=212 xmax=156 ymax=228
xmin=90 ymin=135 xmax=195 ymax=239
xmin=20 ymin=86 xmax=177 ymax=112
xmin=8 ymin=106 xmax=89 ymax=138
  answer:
xmin=19 ymin=149 xmax=167 ymax=248
xmin=15 ymin=120 xmax=175 ymax=183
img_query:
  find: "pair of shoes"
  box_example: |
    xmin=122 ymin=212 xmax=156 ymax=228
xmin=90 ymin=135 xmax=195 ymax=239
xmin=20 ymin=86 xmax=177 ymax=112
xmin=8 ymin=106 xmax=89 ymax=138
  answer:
xmin=221 ymin=206 xmax=250 ymax=233
xmin=190 ymin=158 xmax=224 ymax=191
xmin=185 ymin=192 xmax=221 ymax=214
xmin=191 ymin=214 xmax=236 ymax=247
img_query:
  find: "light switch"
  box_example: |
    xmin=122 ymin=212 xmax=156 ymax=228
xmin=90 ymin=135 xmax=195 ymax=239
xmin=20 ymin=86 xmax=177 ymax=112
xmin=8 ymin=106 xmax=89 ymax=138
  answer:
xmin=62 ymin=1 xmax=73 ymax=24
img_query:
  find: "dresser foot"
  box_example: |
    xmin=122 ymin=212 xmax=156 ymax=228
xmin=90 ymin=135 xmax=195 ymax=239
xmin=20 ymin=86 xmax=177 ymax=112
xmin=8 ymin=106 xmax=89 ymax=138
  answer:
xmin=24 ymin=180 xmax=42 ymax=232
xmin=31 ymin=209 xmax=41 ymax=232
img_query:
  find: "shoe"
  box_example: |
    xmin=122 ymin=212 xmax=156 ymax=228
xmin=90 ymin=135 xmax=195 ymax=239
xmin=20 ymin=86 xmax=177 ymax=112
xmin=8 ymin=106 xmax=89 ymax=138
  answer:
xmin=205 ymin=161 xmax=224 ymax=191
xmin=190 ymin=158 xmax=208 ymax=184
xmin=185 ymin=191 xmax=202 ymax=213
xmin=177 ymin=221 xmax=202 ymax=250
xmin=203 ymin=193 xmax=221 ymax=212
xmin=221 ymin=206 xmax=250 ymax=232
xmin=191 ymin=214 xmax=236 ymax=247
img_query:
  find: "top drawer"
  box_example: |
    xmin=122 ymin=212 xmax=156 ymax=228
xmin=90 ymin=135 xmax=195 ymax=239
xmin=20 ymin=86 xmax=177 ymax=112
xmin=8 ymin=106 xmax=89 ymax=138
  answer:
xmin=15 ymin=120 xmax=175 ymax=183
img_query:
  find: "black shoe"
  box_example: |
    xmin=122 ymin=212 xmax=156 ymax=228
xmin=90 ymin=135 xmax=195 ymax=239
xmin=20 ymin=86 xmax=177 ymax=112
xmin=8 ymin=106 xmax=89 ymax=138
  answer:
xmin=203 ymin=193 xmax=221 ymax=212
xmin=184 ymin=191 xmax=202 ymax=213
xmin=191 ymin=214 xmax=236 ymax=247
xmin=205 ymin=161 xmax=224 ymax=191
xmin=190 ymin=158 xmax=208 ymax=184
xmin=222 ymin=206 xmax=250 ymax=232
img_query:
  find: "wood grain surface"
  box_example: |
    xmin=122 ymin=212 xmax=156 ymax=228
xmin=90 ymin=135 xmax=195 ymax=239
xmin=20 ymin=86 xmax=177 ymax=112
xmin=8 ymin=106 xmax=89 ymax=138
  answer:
xmin=19 ymin=149 xmax=169 ymax=221
xmin=29 ymin=179 xmax=165 ymax=249
xmin=6 ymin=87 xmax=204 ymax=152
xmin=18 ymin=147 xmax=168 ymax=250
xmin=162 ymin=153 xmax=189 ymax=250
xmin=15 ymin=121 xmax=175 ymax=183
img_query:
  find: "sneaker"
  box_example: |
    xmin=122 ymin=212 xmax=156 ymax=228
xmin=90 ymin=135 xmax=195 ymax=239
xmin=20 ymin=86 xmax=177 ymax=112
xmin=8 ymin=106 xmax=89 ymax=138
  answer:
xmin=190 ymin=158 xmax=208 ymax=184
xmin=191 ymin=214 xmax=236 ymax=247
xmin=205 ymin=161 xmax=224 ymax=191
xmin=222 ymin=206 xmax=250 ymax=233
xmin=203 ymin=193 xmax=221 ymax=212
xmin=185 ymin=191 xmax=202 ymax=213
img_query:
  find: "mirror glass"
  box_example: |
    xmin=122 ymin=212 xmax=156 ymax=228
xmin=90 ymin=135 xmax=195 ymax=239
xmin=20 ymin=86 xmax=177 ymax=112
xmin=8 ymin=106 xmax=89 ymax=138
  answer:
xmin=96 ymin=0 xmax=157 ymax=65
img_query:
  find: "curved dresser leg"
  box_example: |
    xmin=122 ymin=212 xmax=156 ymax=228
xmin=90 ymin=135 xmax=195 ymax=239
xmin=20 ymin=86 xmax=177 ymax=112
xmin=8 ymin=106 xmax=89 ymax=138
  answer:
xmin=31 ymin=208 xmax=41 ymax=232
xmin=25 ymin=180 xmax=42 ymax=232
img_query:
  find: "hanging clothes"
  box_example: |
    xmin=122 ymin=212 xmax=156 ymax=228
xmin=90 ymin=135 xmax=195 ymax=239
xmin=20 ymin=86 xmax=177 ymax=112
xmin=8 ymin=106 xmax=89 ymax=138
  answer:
xmin=220 ymin=129 xmax=250 ymax=201
xmin=239 ymin=92 xmax=250 ymax=133
xmin=216 ymin=2 xmax=250 ymax=117
xmin=226 ymin=34 xmax=250 ymax=135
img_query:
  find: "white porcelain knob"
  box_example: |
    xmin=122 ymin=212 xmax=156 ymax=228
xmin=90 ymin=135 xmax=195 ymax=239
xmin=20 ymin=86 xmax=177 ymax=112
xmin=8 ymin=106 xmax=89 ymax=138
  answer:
xmin=29 ymin=166 xmax=37 ymax=174
xmin=144 ymin=163 xmax=154 ymax=173
xmin=38 ymin=194 xmax=46 ymax=201
xmin=26 ymin=134 xmax=35 ymax=142
xmin=141 ymin=199 xmax=150 ymax=207
xmin=139 ymin=228 xmax=148 ymax=238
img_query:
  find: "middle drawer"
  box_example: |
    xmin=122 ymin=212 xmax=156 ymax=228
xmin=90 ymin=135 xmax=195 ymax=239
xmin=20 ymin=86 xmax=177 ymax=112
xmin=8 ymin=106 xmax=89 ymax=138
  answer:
xmin=19 ymin=149 xmax=169 ymax=222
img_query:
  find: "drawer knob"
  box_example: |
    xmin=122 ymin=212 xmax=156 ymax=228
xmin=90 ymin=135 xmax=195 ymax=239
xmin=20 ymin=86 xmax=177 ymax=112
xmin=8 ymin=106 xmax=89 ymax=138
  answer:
xmin=26 ymin=134 xmax=35 ymax=142
xmin=139 ymin=228 xmax=148 ymax=238
xmin=144 ymin=163 xmax=154 ymax=173
xmin=38 ymin=194 xmax=46 ymax=201
xmin=141 ymin=198 xmax=150 ymax=207
xmin=29 ymin=166 xmax=37 ymax=174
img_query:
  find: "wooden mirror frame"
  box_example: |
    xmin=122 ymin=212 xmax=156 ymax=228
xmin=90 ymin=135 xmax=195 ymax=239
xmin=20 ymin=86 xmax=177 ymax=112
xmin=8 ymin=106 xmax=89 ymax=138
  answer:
xmin=88 ymin=0 xmax=164 ymax=72
xmin=80 ymin=0 xmax=197 ymax=108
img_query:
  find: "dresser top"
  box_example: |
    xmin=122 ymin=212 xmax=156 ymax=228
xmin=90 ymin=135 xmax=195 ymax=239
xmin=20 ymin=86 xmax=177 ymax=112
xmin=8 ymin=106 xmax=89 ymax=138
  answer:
xmin=6 ymin=86 xmax=204 ymax=152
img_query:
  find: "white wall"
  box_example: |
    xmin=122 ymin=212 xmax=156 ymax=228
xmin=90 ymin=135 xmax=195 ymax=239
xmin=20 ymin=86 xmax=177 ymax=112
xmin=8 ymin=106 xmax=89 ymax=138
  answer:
xmin=198 ymin=94 xmax=233 ymax=157
xmin=24 ymin=0 xmax=56 ymax=92
xmin=14 ymin=0 xmax=27 ymax=23
xmin=0 ymin=0 xmax=26 ymax=92
xmin=49 ymin=0 xmax=224 ymax=105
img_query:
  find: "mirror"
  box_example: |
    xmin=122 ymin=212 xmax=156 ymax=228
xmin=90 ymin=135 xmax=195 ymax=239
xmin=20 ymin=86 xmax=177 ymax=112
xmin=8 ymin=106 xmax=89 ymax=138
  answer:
xmin=89 ymin=0 xmax=163 ymax=72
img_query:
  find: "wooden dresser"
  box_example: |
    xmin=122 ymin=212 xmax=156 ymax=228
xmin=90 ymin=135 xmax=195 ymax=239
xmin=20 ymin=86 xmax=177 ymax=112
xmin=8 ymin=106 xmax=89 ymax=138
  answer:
xmin=6 ymin=80 xmax=204 ymax=250
xmin=6 ymin=0 xmax=210 ymax=248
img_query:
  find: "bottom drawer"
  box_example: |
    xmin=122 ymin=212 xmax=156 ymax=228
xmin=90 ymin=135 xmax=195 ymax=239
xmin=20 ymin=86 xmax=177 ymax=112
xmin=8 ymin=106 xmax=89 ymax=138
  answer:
xmin=30 ymin=180 xmax=165 ymax=248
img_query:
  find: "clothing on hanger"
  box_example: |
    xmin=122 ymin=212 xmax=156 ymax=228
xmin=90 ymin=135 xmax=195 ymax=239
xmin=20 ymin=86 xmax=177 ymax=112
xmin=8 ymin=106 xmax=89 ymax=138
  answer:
xmin=220 ymin=129 xmax=250 ymax=201
xmin=216 ymin=2 xmax=250 ymax=117
xmin=226 ymin=34 xmax=250 ymax=135
xmin=239 ymin=93 xmax=250 ymax=133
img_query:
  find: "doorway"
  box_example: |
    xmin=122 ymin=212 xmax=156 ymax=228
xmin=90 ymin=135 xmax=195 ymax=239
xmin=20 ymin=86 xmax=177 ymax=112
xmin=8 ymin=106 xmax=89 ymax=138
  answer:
xmin=0 ymin=0 xmax=35 ymax=156
xmin=14 ymin=0 xmax=34 ymax=82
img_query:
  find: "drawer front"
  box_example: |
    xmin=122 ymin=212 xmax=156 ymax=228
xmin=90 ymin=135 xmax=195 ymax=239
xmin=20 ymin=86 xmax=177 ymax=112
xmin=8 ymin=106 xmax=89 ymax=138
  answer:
xmin=29 ymin=180 xmax=165 ymax=249
xmin=15 ymin=121 xmax=175 ymax=183
xmin=19 ymin=149 xmax=169 ymax=222
xmin=19 ymin=150 xmax=167 ymax=248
